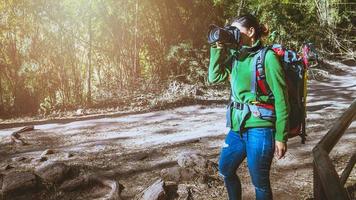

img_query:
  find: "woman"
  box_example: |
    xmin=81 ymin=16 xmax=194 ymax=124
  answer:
xmin=208 ymin=14 xmax=289 ymax=200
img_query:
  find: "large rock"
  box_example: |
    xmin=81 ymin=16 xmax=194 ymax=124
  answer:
xmin=160 ymin=167 xmax=199 ymax=183
xmin=2 ymin=171 xmax=38 ymax=194
xmin=161 ymin=153 xmax=219 ymax=184
xmin=136 ymin=179 xmax=167 ymax=200
xmin=35 ymin=161 xmax=70 ymax=184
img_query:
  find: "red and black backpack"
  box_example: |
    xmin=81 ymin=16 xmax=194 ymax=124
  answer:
xmin=252 ymin=43 xmax=313 ymax=143
xmin=226 ymin=43 xmax=316 ymax=143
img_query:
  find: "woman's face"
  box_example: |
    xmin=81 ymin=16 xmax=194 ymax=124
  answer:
xmin=231 ymin=22 xmax=256 ymax=46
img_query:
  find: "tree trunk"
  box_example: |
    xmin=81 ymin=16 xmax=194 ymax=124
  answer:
xmin=87 ymin=5 xmax=92 ymax=106
xmin=134 ymin=0 xmax=138 ymax=75
xmin=314 ymin=0 xmax=339 ymax=28
xmin=237 ymin=0 xmax=245 ymax=17
xmin=0 ymin=74 xmax=3 ymax=114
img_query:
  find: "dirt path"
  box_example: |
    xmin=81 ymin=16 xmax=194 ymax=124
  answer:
xmin=0 ymin=60 xmax=355 ymax=199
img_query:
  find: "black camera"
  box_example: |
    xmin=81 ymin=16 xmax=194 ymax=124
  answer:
xmin=207 ymin=24 xmax=240 ymax=46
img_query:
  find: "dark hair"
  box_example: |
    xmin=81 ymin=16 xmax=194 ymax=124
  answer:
xmin=230 ymin=14 xmax=269 ymax=39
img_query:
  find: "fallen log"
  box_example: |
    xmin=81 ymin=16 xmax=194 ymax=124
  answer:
xmin=10 ymin=125 xmax=34 ymax=144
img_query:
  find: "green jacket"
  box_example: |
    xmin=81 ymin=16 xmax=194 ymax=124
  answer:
xmin=208 ymin=41 xmax=289 ymax=142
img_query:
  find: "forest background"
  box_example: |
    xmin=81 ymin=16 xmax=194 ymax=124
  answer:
xmin=0 ymin=0 xmax=354 ymax=119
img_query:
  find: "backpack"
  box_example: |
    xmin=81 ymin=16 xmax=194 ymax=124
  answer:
xmin=226 ymin=44 xmax=311 ymax=144
xmin=253 ymin=44 xmax=309 ymax=143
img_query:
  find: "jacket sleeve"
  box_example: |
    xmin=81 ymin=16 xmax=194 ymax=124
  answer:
xmin=265 ymin=50 xmax=290 ymax=142
xmin=208 ymin=46 xmax=233 ymax=83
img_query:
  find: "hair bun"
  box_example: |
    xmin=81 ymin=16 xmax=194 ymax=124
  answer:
xmin=260 ymin=24 xmax=269 ymax=37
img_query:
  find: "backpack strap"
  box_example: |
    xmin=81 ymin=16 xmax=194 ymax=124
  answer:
xmin=250 ymin=49 xmax=260 ymax=95
xmin=284 ymin=50 xmax=298 ymax=63
xmin=252 ymin=47 xmax=274 ymax=100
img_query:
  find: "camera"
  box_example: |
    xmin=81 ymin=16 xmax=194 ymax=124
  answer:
xmin=207 ymin=24 xmax=240 ymax=46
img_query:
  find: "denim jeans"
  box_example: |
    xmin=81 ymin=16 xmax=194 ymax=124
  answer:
xmin=218 ymin=128 xmax=275 ymax=200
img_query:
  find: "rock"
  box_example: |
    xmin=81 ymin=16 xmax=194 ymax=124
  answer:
xmin=35 ymin=162 xmax=70 ymax=184
xmin=137 ymin=179 xmax=167 ymax=200
xmin=177 ymin=153 xmax=207 ymax=170
xmin=2 ymin=171 xmax=37 ymax=194
xmin=40 ymin=149 xmax=55 ymax=157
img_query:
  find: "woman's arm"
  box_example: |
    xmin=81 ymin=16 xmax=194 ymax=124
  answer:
xmin=208 ymin=44 xmax=233 ymax=83
xmin=265 ymin=50 xmax=290 ymax=143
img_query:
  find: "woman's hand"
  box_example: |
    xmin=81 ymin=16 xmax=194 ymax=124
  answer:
xmin=275 ymin=141 xmax=287 ymax=159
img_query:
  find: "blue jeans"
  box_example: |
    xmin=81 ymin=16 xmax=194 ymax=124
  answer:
xmin=218 ymin=128 xmax=275 ymax=200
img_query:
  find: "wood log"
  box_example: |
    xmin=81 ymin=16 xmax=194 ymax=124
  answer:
xmin=59 ymin=174 xmax=123 ymax=200
xmin=136 ymin=179 xmax=167 ymax=200
xmin=340 ymin=152 xmax=356 ymax=186
xmin=313 ymin=147 xmax=349 ymax=200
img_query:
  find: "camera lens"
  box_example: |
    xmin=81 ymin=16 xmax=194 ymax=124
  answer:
xmin=207 ymin=24 xmax=240 ymax=47
xmin=208 ymin=25 xmax=221 ymax=44
xmin=210 ymin=29 xmax=219 ymax=43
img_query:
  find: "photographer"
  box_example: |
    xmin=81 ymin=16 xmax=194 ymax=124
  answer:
xmin=208 ymin=14 xmax=289 ymax=200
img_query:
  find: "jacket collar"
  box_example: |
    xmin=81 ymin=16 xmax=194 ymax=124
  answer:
xmin=238 ymin=40 xmax=263 ymax=60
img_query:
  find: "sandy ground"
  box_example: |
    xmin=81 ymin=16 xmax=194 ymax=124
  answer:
xmin=0 ymin=60 xmax=355 ymax=200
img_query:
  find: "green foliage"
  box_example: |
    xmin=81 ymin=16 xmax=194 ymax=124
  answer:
xmin=166 ymin=43 xmax=209 ymax=85
xmin=0 ymin=0 xmax=354 ymax=118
